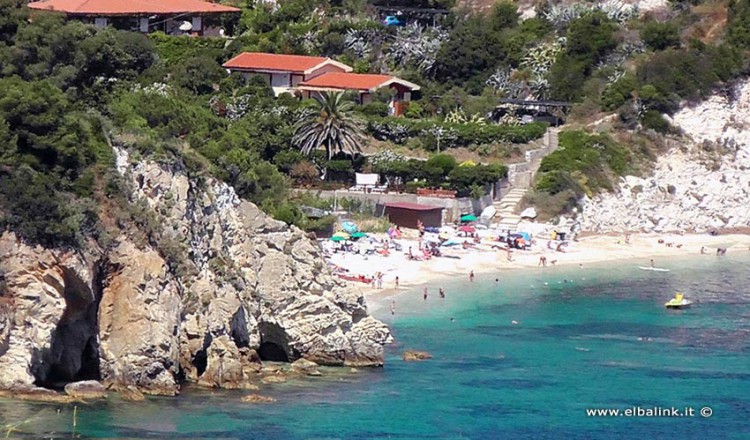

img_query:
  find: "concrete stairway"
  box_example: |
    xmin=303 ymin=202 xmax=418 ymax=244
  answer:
xmin=493 ymin=188 xmax=526 ymax=230
xmin=492 ymin=128 xmax=560 ymax=230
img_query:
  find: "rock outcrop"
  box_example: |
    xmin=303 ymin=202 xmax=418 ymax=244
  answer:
xmin=64 ymin=380 xmax=106 ymax=400
xmin=402 ymin=350 xmax=433 ymax=361
xmin=0 ymin=147 xmax=391 ymax=396
xmin=581 ymin=79 xmax=750 ymax=233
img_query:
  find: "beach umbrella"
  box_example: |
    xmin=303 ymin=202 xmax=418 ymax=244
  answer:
xmin=351 ymin=231 xmax=368 ymax=239
xmin=341 ymin=221 xmax=358 ymax=234
xmin=459 ymin=225 xmax=476 ymax=233
xmin=516 ymin=231 xmax=532 ymax=242
xmin=330 ymin=236 xmax=346 ymax=242
xmin=460 ymin=214 xmax=477 ymax=222
xmin=333 ymin=232 xmax=351 ymax=239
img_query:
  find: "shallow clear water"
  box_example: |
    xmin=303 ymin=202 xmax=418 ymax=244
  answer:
xmin=2 ymin=254 xmax=750 ymax=439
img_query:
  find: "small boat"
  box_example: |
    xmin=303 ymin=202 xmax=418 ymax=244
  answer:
xmin=665 ymin=292 xmax=692 ymax=309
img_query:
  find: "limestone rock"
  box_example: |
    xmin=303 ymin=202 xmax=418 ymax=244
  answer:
xmin=115 ymin=385 xmax=145 ymax=402
xmin=403 ymin=350 xmax=433 ymax=361
xmin=97 ymin=239 xmax=182 ymax=396
xmin=241 ymin=394 xmax=276 ymax=404
xmin=290 ymin=358 xmax=321 ymax=376
xmin=0 ymin=148 xmax=391 ymax=397
xmin=64 ymin=380 xmax=106 ymax=400
xmin=6 ymin=387 xmax=75 ymax=403
xmin=261 ymin=375 xmax=286 ymax=384
xmin=581 ymin=79 xmax=750 ymax=233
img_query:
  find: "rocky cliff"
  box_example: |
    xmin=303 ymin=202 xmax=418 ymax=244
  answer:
xmin=0 ymin=148 xmax=391 ymax=396
xmin=580 ymin=79 xmax=750 ymax=233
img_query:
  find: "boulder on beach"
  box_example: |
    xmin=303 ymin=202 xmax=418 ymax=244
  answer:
xmin=402 ymin=350 xmax=433 ymax=361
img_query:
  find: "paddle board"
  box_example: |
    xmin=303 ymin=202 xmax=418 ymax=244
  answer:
xmin=638 ymin=266 xmax=670 ymax=272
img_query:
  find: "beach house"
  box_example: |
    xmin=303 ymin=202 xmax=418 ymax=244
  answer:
xmin=222 ymin=52 xmax=354 ymax=97
xmin=223 ymin=52 xmax=420 ymax=115
xmin=26 ymin=0 xmax=241 ymax=36
xmin=298 ymin=72 xmax=420 ymax=116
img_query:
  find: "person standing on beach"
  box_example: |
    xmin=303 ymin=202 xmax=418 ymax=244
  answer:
xmin=439 ymin=288 xmax=445 ymax=298
xmin=469 ymin=271 xmax=475 ymax=282
xmin=650 ymin=259 xmax=655 ymax=268
xmin=423 ymin=287 xmax=428 ymax=300
xmin=395 ymin=276 xmax=399 ymax=289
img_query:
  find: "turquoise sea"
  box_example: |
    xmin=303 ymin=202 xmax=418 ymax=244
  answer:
xmin=2 ymin=254 xmax=750 ymax=439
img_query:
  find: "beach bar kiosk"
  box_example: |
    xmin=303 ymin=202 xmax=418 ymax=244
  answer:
xmin=383 ymin=202 xmax=443 ymax=229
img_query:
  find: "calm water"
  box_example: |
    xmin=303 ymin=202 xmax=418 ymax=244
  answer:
xmin=2 ymin=254 xmax=750 ymax=439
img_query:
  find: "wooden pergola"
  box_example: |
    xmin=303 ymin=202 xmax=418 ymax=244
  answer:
xmin=493 ymin=99 xmax=573 ymax=127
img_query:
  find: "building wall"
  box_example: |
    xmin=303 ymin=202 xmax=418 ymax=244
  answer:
xmin=271 ymin=72 xmax=291 ymax=88
xmin=305 ymin=63 xmax=348 ymax=81
xmin=384 ymin=207 xmax=442 ymax=229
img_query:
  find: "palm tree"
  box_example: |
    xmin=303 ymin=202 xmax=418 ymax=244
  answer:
xmin=293 ymin=92 xmax=364 ymax=160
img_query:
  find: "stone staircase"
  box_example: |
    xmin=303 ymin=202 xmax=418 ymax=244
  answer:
xmin=492 ymin=128 xmax=560 ymax=230
xmin=493 ymin=188 xmax=526 ymax=230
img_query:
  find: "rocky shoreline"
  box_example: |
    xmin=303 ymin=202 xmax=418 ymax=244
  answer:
xmin=0 ymin=147 xmax=391 ymax=399
xmin=581 ymin=79 xmax=750 ymax=233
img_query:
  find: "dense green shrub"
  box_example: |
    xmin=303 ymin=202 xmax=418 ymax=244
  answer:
xmin=366 ymin=117 xmax=547 ymax=148
xmin=600 ymin=73 xmax=638 ymax=110
xmin=0 ymin=168 xmax=98 ymax=248
xmin=641 ymin=109 xmax=671 ymax=133
xmin=728 ymin=0 xmax=750 ymax=48
xmin=640 ymin=21 xmax=680 ymax=51
xmin=425 ymin=153 xmax=457 ymax=176
xmin=538 ymin=130 xmax=630 ymax=195
xmin=447 ymin=163 xmax=508 ymax=197
xmin=636 ymin=46 xmax=741 ymax=113
xmin=549 ymin=12 xmax=618 ymax=101
xmin=358 ymin=102 xmax=391 ymax=117
xmin=148 ymin=32 xmax=227 ymax=64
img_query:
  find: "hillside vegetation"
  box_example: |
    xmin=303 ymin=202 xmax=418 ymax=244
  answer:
xmin=1 ymin=0 xmax=749 ymax=246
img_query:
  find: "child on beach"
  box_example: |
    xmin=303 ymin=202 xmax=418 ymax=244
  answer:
xmin=469 ymin=271 xmax=475 ymax=282
xmin=439 ymin=288 xmax=445 ymax=298
xmin=395 ymin=276 xmax=399 ymax=289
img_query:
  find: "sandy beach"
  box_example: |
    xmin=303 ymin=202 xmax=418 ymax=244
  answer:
xmin=325 ymin=230 xmax=750 ymax=309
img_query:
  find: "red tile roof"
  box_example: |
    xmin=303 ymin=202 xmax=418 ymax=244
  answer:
xmin=27 ymin=0 xmax=240 ymax=15
xmin=299 ymin=73 xmax=394 ymax=91
xmin=223 ymin=52 xmax=330 ymax=73
xmin=384 ymin=202 xmax=443 ymax=211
